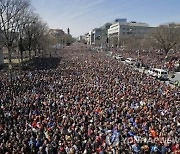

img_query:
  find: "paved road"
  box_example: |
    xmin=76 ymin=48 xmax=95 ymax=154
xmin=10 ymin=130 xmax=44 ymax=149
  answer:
xmin=171 ymin=72 xmax=180 ymax=82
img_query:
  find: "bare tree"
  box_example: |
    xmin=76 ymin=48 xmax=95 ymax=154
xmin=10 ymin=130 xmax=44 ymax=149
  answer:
xmin=149 ymin=26 xmax=180 ymax=57
xmin=17 ymin=12 xmax=48 ymax=60
xmin=0 ymin=0 xmax=30 ymax=64
xmin=23 ymin=14 xmax=40 ymax=58
xmin=0 ymin=31 xmax=5 ymax=49
xmin=124 ymin=35 xmax=142 ymax=51
xmin=31 ymin=20 xmax=49 ymax=57
xmin=26 ymin=20 xmax=50 ymax=57
xmin=39 ymin=33 xmax=55 ymax=57
xmin=17 ymin=10 xmax=33 ymax=62
xmin=0 ymin=31 xmax=5 ymax=64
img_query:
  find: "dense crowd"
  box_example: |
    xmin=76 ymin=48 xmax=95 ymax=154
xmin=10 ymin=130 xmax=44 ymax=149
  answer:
xmin=116 ymin=48 xmax=180 ymax=70
xmin=0 ymin=44 xmax=179 ymax=154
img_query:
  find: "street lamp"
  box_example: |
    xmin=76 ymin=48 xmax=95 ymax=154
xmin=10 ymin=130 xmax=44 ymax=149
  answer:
xmin=8 ymin=63 xmax=12 ymax=84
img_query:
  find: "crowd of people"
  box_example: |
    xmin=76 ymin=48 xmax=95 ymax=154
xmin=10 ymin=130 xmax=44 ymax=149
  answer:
xmin=0 ymin=44 xmax=179 ymax=153
xmin=115 ymin=48 xmax=180 ymax=71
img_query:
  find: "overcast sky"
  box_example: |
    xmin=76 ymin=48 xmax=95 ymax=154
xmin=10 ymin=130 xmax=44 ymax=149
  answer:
xmin=31 ymin=0 xmax=180 ymax=37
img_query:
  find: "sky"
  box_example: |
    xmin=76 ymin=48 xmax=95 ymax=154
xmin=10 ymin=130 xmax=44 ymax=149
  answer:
xmin=31 ymin=0 xmax=180 ymax=37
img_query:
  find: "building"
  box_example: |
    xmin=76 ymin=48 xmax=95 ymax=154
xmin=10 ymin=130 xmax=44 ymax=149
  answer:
xmin=77 ymin=35 xmax=86 ymax=43
xmin=84 ymin=33 xmax=89 ymax=44
xmin=90 ymin=28 xmax=101 ymax=45
xmin=49 ymin=28 xmax=73 ymax=46
xmin=87 ymin=23 xmax=112 ymax=47
xmin=49 ymin=29 xmax=65 ymax=36
xmin=108 ymin=19 xmax=152 ymax=48
xmin=163 ymin=23 xmax=180 ymax=28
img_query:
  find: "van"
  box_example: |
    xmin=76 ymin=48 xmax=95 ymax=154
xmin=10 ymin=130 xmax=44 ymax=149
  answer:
xmin=148 ymin=68 xmax=168 ymax=80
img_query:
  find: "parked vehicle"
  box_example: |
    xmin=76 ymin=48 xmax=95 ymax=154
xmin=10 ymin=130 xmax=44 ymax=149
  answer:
xmin=174 ymin=60 xmax=179 ymax=68
xmin=125 ymin=58 xmax=136 ymax=65
xmin=148 ymin=68 xmax=155 ymax=76
xmin=113 ymin=54 xmax=125 ymax=61
xmin=148 ymin=68 xmax=168 ymax=80
xmin=169 ymin=80 xmax=180 ymax=87
xmin=134 ymin=61 xmax=141 ymax=68
xmin=119 ymin=56 xmax=125 ymax=61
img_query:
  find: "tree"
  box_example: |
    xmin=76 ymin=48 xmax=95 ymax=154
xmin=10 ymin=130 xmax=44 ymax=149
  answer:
xmin=39 ymin=33 xmax=54 ymax=57
xmin=0 ymin=0 xmax=30 ymax=64
xmin=0 ymin=31 xmax=5 ymax=49
xmin=17 ymin=12 xmax=49 ymax=60
xmin=17 ymin=10 xmax=33 ymax=62
xmin=0 ymin=31 xmax=5 ymax=65
xmin=123 ymin=35 xmax=142 ymax=51
xmin=31 ymin=20 xmax=49 ymax=56
xmin=149 ymin=26 xmax=180 ymax=57
xmin=65 ymin=33 xmax=74 ymax=46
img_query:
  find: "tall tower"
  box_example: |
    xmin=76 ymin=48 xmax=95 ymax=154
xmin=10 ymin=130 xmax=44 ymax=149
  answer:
xmin=67 ymin=28 xmax=70 ymax=35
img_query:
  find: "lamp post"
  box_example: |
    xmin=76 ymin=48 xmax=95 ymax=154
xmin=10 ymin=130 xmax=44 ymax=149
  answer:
xmin=9 ymin=63 xmax=12 ymax=84
xmin=136 ymin=49 xmax=140 ymax=65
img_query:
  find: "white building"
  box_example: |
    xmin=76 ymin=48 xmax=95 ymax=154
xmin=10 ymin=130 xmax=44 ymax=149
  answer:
xmin=78 ymin=35 xmax=85 ymax=41
xmin=86 ymin=23 xmax=111 ymax=47
xmin=84 ymin=32 xmax=91 ymax=45
xmin=108 ymin=19 xmax=152 ymax=47
xmin=89 ymin=29 xmax=100 ymax=45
